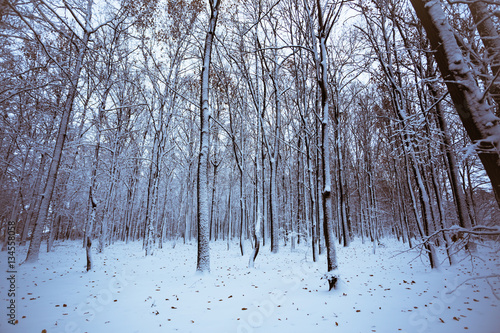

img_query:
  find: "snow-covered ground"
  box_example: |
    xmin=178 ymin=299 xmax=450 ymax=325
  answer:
xmin=1 ymin=239 xmax=499 ymax=333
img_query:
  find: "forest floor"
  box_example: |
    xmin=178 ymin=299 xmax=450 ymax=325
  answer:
xmin=1 ymin=238 xmax=499 ymax=333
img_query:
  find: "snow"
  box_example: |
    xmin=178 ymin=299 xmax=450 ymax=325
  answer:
xmin=1 ymin=239 xmax=499 ymax=333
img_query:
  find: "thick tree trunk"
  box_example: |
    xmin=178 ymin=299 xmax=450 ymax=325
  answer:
xmin=315 ymin=0 xmax=338 ymax=290
xmin=197 ymin=0 xmax=221 ymax=273
xmin=410 ymin=0 xmax=500 ymax=207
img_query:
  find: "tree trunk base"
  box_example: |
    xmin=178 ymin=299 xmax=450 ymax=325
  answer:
xmin=86 ymin=237 xmax=92 ymax=272
xmin=323 ymin=272 xmax=339 ymax=291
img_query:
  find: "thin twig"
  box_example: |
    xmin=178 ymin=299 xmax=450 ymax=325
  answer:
xmin=446 ymin=275 xmax=500 ymax=295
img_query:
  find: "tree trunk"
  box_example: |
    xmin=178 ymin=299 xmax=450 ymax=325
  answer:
xmin=269 ymin=39 xmax=282 ymax=254
xmin=305 ymin=134 xmax=317 ymax=262
xmin=144 ymin=139 xmax=158 ymax=256
xmin=86 ymin=237 xmax=92 ymax=272
xmin=410 ymin=0 xmax=500 ymax=207
xmin=314 ymin=0 xmax=338 ymax=289
xmin=249 ymin=87 xmax=263 ymax=267
xmin=197 ymin=0 xmax=221 ymax=273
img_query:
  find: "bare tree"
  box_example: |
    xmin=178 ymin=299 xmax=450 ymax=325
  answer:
xmin=305 ymin=0 xmax=342 ymax=289
xmin=197 ymin=0 xmax=222 ymax=273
